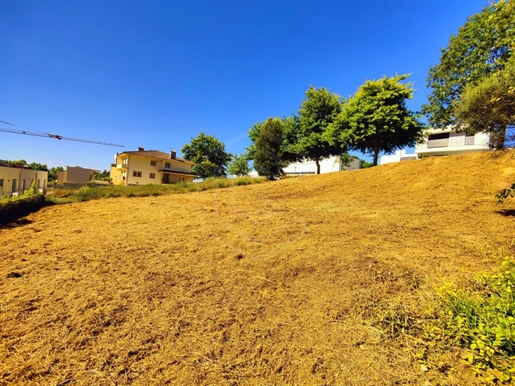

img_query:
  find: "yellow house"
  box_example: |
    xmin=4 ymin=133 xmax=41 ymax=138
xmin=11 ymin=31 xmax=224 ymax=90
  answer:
xmin=110 ymin=148 xmax=196 ymax=186
xmin=0 ymin=164 xmax=48 ymax=195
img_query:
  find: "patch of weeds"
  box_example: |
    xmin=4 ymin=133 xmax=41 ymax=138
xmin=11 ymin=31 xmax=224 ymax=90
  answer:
xmin=416 ymin=257 xmax=515 ymax=384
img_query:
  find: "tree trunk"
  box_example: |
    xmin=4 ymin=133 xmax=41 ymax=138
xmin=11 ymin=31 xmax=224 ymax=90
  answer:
xmin=373 ymin=148 xmax=380 ymax=166
xmin=315 ymin=159 xmax=321 ymax=174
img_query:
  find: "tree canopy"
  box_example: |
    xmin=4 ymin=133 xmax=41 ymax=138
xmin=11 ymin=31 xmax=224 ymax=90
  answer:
xmin=290 ymin=86 xmax=345 ymax=174
xmin=181 ymin=133 xmax=232 ymax=178
xmin=327 ymin=74 xmax=425 ymax=166
xmin=423 ymin=0 xmax=514 ymax=138
xmin=454 ymin=55 xmax=515 ymax=149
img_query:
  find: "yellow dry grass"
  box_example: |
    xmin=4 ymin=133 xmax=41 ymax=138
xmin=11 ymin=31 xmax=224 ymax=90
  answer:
xmin=1 ymin=151 xmax=514 ymax=385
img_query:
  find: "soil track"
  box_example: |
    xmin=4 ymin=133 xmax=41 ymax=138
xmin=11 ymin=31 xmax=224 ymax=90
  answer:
xmin=1 ymin=151 xmax=514 ymax=385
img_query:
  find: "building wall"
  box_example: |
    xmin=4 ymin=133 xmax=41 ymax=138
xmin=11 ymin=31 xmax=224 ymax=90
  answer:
xmin=415 ymin=129 xmax=491 ymax=157
xmin=0 ymin=166 xmax=48 ymax=195
xmin=58 ymin=167 xmax=97 ymax=185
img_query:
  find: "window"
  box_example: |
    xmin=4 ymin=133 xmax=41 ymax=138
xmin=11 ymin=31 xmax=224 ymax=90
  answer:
xmin=465 ymin=134 xmax=475 ymax=145
xmin=165 ymin=162 xmax=171 ymax=169
xmin=427 ymin=132 xmax=450 ymax=148
xmin=150 ymin=173 xmax=156 ymax=179
xmin=150 ymin=160 xmax=157 ymax=166
xmin=122 ymin=157 xmax=128 ymax=165
xmin=179 ymin=177 xmax=185 ymax=182
xmin=133 ymin=171 xmax=142 ymax=177
xmin=0 ymin=179 xmax=3 ymax=188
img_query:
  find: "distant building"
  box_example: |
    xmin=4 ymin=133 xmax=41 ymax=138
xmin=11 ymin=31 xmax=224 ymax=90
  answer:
xmin=283 ymin=156 xmax=361 ymax=176
xmin=57 ymin=166 xmax=99 ymax=185
xmin=415 ymin=128 xmax=491 ymax=157
xmin=380 ymin=150 xmax=418 ymax=165
xmin=0 ymin=163 xmax=48 ymax=196
xmin=110 ymin=147 xmax=196 ymax=186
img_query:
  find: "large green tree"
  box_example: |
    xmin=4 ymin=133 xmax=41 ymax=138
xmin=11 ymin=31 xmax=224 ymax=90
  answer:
xmin=253 ymin=118 xmax=288 ymax=179
xmin=423 ymin=0 xmax=514 ymax=138
xmin=292 ymin=86 xmax=344 ymax=174
xmin=454 ymin=55 xmax=515 ymax=149
xmin=181 ymin=132 xmax=232 ymax=178
xmin=328 ymin=74 xmax=425 ymax=166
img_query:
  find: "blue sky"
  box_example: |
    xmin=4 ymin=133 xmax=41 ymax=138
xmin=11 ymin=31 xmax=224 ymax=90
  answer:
xmin=0 ymin=0 xmax=486 ymax=171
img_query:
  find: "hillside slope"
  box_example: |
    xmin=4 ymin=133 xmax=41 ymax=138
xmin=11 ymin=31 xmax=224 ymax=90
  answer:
xmin=1 ymin=150 xmax=514 ymax=385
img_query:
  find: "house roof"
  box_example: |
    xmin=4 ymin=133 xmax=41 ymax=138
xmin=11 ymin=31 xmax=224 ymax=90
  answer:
xmin=121 ymin=150 xmax=194 ymax=164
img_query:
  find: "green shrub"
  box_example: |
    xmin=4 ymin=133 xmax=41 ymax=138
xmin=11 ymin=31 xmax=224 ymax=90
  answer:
xmin=433 ymin=258 xmax=515 ymax=383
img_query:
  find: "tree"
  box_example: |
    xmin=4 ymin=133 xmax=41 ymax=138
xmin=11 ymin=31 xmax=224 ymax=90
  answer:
xmin=182 ymin=132 xmax=232 ymax=178
xmin=454 ymin=55 xmax=515 ymax=149
xmin=48 ymin=166 xmax=64 ymax=183
xmin=423 ymin=0 xmax=514 ymax=136
xmin=328 ymin=74 xmax=425 ymax=166
xmin=291 ymin=86 xmax=344 ymax=174
xmin=254 ymin=118 xmax=288 ymax=179
xmin=227 ymin=154 xmax=251 ymax=176
xmin=28 ymin=162 xmax=48 ymax=171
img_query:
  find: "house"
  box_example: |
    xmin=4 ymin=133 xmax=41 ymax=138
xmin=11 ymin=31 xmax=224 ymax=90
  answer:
xmin=282 ymin=155 xmax=361 ymax=176
xmin=57 ymin=166 xmax=99 ymax=185
xmin=380 ymin=150 xmax=418 ymax=165
xmin=415 ymin=128 xmax=491 ymax=157
xmin=110 ymin=148 xmax=196 ymax=186
xmin=0 ymin=163 xmax=48 ymax=196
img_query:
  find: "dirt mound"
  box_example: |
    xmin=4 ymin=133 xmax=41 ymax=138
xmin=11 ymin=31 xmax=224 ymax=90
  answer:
xmin=1 ymin=150 xmax=514 ymax=385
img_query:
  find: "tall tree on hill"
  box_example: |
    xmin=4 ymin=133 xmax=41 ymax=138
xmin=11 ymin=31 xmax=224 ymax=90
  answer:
xmin=182 ymin=132 xmax=232 ymax=178
xmin=454 ymin=55 xmax=515 ymax=149
xmin=292 ymin=86 xmax=345 ymax=174
xmin=254 ymin=118 xmax=288 ymax=179
xmin=423 ymin=0 xmax=514 ymax=146
xmin=327 ymin=74 xmax=425 ymax=166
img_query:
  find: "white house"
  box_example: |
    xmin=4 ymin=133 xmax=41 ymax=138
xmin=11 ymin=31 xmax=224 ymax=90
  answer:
xmin=415 ymin=128 xmax=491 ymax=157
xmin=380 ymin=150 xmax=418 ymax=165
xmin=283 ymin=156 xmax=361 ymax=176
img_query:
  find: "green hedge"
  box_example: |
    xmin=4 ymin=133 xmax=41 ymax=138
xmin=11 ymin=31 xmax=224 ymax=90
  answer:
xmin=0 ymin=195 xmax=45 ymax=226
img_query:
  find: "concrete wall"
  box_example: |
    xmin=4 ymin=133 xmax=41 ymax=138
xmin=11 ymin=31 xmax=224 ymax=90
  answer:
xmin=0 ymin=166 xmax=48 ymax=195
xmin=58 ymin=167 xmax=97 ymax=185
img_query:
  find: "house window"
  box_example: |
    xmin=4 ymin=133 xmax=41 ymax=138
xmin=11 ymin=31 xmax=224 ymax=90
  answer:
xmin=179 ymin=177 xmax=185 ymax=182
xmin=122 ymin=157 xmax=128 ymax=165
xmin=0 ymin=179 xmax=3 ymax=188
xmin=427 ymin=132 xmax=450 ymax=148
xmin=165 ymin=162 xmax=171 ymax=169
xmin=150 ymin=173 xmax=156 ymax=179
xmin=132 ymin=171 xmax=142 ymax=177
xmin=150 ymin=160 xmax=157 ymax=166
xmin=465 ymin=134 xmax=475 ymax=145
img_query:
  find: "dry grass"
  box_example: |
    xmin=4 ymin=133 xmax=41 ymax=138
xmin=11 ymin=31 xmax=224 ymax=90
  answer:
xmin=1 ymin=150 xmax=514 ymax=385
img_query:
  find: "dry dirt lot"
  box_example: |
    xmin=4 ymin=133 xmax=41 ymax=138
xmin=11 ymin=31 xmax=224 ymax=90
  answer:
xmin=1 ymin=150 xmax=514 ymax=385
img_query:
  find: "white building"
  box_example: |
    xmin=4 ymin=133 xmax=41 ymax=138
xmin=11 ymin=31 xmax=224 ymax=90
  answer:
xmin=380 ymin=150 xmax=418 ymax=165
xmin=415 ymin=128 xmax=491 ymax=157
xmin=283 ymin=156 xmax=361 ymax=176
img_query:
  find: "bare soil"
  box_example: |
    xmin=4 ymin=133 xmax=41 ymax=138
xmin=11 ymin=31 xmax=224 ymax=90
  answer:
xmin=1 ymin=150 xmax=514 ymax=385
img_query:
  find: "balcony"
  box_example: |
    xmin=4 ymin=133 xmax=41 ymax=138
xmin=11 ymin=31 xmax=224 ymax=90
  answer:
xmin=115 ymin=163 xmax=129 ymax=169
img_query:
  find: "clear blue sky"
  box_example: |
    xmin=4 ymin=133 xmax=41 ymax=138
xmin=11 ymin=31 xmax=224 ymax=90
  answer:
xmin=0 ymin=0 xmax=486 ymax=171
